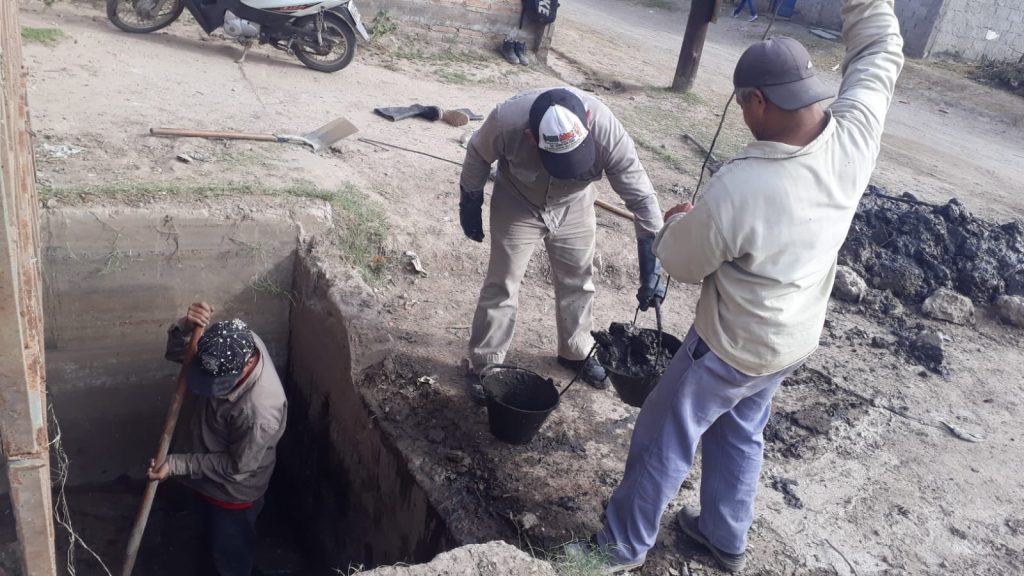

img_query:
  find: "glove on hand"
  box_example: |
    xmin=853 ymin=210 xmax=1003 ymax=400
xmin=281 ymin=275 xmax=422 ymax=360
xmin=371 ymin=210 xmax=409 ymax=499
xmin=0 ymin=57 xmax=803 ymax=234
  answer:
xmin=636 ymin=236 xmax=666 ymax=311
xmin=459 ymin=187 xmax=485 ymax=242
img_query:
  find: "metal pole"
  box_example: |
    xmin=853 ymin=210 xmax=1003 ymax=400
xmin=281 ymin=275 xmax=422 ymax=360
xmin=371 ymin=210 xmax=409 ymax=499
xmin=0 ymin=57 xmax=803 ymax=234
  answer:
xmin=672 ymin=0 xmax=718 ymax=92
xmin=121 ymin=326 xmax=204 ymax=576
xmin=0 ymin=0 xmax=58 ymax=572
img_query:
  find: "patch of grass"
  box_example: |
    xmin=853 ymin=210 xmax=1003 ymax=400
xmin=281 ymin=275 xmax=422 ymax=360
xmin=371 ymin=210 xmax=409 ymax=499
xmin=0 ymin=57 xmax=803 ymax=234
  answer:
xmin=389 ymin=43 xmax=489 ymax=65
xmin=434 ymin=67 xmax=472 ymax=84
xmin=289 ymin=184 xmax=392 ymax=283
xmin=548 ymin=543 xmax=613 ymax=576
xmin=369 ymin=10 xmax=397 ymax=40
xmin=41 ymin=181 xmax=393 ymax=284
xmin=634 ymin=135 xmax=688 ymax=171
xmin=972 ymin=58 xmax=1024 ymax=97
xmin=21 ymin=26 xmax=65 ymax=45
xmin=641 ymin=0 xmax=680 ymax=10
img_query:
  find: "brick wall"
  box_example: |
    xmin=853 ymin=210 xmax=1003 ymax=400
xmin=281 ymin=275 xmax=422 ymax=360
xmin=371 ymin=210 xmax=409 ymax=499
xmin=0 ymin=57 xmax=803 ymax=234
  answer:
xmin=361 ymin=0 xmax=552 ymax=59
xmin=928 ymin=0 xmax=1024 ymax=61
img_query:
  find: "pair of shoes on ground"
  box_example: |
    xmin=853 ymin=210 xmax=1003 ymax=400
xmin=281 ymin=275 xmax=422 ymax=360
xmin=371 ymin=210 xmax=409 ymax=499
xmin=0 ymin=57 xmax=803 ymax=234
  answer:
xmin=565 ymin=507 xmax=747 ymax=574
xmin=500 ymin=39 xmax=530 ymax=66
xmin=731 ymin=11 xmax=758 ymax=21
xmin=465 ymin=354 xmax=608 ymax=404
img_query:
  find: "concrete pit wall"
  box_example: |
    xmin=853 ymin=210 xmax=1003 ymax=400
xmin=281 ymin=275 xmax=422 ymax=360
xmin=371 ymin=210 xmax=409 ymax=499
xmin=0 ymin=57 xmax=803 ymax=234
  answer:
xmin=40 ymin=199 xmax=331 ymax=487
xmin=278 ymin=250 xmax=454 ymax=571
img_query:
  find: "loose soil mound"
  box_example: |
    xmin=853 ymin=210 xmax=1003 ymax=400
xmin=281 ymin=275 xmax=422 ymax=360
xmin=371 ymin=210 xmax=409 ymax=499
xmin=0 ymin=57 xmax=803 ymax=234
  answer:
xmin=840 ymin=187 xmax=1024 ymax=305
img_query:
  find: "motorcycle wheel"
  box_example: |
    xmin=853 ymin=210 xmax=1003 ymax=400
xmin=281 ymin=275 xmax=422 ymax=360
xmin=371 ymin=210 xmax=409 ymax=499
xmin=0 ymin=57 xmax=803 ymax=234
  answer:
xmin=107 ymin=0 xmax=184 ymax=34
xmin=293 ymin=13 xmax=357 ymax=73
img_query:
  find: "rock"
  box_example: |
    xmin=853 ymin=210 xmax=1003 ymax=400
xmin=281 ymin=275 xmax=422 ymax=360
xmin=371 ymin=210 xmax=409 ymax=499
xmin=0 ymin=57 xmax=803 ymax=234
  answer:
xmin=921 ymin=288 xmax=976 ymax=325
xmin=909 ymin=329 xmax=944 ymax=370
xmin=517 ymin=512 xmax=540 ymax=531
xmin=995 ymin=295 xmax=1024 ymax=328
xmin=832 ymin=266 xmax=868 ymax=303
xmin=361 ymin=542 xmax=557 ymax=575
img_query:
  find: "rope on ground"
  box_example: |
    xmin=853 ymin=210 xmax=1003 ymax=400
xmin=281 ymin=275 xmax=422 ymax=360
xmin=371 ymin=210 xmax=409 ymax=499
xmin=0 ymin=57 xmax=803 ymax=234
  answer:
xmin=49 ymin=401 xmax=114 ymax=576
xmin=358 ymin=137 xmax=463 ymax=166
xmin=689 ymin=4 xmax=785 ymax=204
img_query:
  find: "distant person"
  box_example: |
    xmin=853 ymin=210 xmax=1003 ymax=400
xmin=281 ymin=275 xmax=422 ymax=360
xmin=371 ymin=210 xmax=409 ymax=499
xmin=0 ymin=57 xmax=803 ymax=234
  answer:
xmin=572 ymin=0 xmax=904 ymax=572
xmin=733 ymin=0 xmax=758 ymax=21
xmin=147 ymin=302 xmax=287 ymax=576
xmin=458 ymin=87 xmax=666 ymax=395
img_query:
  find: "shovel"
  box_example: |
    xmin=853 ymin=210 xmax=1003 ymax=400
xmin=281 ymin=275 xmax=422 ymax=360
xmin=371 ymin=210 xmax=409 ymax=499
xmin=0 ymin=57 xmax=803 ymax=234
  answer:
xmin=150 ymin=117 xmax=359 ymax=152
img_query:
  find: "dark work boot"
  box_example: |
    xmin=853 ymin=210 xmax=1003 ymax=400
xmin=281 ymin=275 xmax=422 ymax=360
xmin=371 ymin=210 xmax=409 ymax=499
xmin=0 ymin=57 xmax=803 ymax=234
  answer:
xmin=514 ymin=41 xmax=529 ymax=66
xmin=557 ymin=355 xmax=608 ymax=389
xmin=500 ymin=39 xmax=519 ymax=65
xmin=676 ymin=506 xmax=747 ymax=573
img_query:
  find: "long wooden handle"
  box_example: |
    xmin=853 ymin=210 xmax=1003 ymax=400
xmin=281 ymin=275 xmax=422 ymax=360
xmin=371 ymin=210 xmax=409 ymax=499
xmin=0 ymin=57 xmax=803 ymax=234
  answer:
xmin=121 ymin=326 xmax=205 ymax=576
xmin=595 ymin=199 xmax=635 ymax=221
xmin=150 ymin=127 xmax=279 ymax=142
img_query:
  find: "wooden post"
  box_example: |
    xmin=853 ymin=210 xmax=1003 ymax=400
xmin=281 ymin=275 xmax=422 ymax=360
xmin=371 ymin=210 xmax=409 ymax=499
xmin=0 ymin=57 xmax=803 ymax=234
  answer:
xmin=672 ymin=0 xmax=719 ymax=92
xmin=0 ymin=0 xmax=58 ymax=574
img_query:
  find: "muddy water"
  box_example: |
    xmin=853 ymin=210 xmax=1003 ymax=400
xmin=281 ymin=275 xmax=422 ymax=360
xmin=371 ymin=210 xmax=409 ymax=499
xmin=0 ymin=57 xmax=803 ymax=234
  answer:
xmin=840 ymin=187 xmax=1024 ymax=304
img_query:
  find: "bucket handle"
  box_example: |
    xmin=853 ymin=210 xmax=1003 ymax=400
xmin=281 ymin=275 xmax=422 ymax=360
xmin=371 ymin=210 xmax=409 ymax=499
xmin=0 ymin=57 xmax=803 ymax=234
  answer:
xmin=557 ymin=343 xmax=599 ymax=398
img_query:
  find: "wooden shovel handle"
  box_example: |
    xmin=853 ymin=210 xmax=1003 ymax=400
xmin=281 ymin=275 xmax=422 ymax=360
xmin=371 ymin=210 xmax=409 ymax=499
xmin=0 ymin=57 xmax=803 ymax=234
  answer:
xmin=121 ymin=326 xmax=205 ymax=576
xmin=150 ymin=127 xmax=279 ymax=142
xmin=594 ymin=199 xmax=636 ymax=221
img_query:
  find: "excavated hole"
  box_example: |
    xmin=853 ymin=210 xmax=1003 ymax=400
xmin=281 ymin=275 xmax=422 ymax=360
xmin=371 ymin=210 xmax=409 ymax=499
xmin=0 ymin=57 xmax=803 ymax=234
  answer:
xmin=0 ymin=205 xmax=449 ymax=575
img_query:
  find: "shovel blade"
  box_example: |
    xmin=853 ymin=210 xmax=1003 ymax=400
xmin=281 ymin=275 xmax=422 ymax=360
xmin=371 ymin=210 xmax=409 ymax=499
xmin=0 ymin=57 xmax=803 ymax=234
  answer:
xmin=304 ymin=117 xmax=359 ymax=152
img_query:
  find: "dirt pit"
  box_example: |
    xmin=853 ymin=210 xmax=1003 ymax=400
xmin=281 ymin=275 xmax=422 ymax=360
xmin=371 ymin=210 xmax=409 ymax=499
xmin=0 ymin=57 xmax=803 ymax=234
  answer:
xmin=840 ymin=186 xmax=1024 ymax=304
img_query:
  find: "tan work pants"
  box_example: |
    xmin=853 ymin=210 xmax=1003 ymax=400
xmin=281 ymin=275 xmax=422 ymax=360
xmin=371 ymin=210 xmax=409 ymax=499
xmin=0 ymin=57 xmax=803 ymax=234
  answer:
xmin=470 ymin=185 xmax=597 ymax=371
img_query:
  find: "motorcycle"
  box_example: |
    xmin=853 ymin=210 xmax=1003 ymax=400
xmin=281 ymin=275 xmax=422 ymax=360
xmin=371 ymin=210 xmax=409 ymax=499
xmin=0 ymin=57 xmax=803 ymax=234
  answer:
xmin=106 ymin=0 xmax=370 ymax=72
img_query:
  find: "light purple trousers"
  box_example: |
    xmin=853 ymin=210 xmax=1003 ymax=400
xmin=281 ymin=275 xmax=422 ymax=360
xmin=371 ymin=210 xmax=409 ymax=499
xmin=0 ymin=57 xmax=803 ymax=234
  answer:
xmin=598 ymin=326 xmax=802 ymax=562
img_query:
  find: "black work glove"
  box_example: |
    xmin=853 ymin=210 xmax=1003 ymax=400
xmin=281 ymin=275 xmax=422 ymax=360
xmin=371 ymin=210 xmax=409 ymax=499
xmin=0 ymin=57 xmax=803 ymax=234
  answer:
xmin=636 ymin=236 xmax=666 ymax=311
xmin=459 ymin=186 xmax=485 ymax=242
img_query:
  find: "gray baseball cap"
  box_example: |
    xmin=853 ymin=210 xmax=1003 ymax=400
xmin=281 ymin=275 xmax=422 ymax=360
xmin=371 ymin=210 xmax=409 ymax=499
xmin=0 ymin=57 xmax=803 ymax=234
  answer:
xmin=733 ymin=36 xmax=833 ymax=111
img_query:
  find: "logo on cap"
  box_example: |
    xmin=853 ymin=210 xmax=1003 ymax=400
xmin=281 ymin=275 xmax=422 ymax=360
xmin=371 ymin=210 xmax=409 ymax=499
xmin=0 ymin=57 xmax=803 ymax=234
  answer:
xmin=537 ymin=104 xmax=589 ymax=155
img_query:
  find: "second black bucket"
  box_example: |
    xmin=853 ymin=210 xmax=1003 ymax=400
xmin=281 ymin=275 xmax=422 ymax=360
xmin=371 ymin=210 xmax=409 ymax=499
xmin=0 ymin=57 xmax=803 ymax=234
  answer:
xmin=480 ymin=365 xmax=560 ymax=445
xmin=598 ymin=329 xmax=682 ymax=408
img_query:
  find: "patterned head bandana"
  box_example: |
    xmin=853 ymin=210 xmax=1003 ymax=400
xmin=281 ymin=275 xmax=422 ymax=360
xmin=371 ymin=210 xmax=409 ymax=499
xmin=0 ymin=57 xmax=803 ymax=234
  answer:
xmin=186 ymin=319 xmax=256 ymax=397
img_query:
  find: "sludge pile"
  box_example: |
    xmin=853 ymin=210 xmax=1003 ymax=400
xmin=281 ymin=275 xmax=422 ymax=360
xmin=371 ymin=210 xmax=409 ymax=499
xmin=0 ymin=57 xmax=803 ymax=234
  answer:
xmin=839 ymin=186 xmax=1024 ymax=305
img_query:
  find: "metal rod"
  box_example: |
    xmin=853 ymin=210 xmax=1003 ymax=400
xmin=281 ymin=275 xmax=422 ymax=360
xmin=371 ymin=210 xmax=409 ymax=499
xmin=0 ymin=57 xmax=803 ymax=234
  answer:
xmin=121 ymin=326 xmax=204 ymax=576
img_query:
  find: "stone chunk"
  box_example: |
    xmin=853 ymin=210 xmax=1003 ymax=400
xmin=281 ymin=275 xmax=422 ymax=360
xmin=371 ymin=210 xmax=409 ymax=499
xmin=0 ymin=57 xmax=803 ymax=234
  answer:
xmin=832 ymin=265 xmax=868 ymax=303
xmin=995 ymin=295 xmax=1024 ymax=328
xmin=922 ymin=288 xmax=976 ymax=325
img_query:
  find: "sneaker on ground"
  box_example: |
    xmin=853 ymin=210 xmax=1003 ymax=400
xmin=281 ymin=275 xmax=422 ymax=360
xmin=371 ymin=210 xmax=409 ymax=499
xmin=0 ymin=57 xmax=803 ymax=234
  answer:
xmin=731 ymin=10 xmax=740 ymax=17
xmin=563 ymin=540 xmax=645 ymax=575
xmin=441 ymin=109 xmax=470 ymax=127
xmin=500 ymin=39 xmax=520 ymax=65
xmin=514 ymin=41 xmax=530 ymax=66
xmin=557 ymin=355 xmax=608 ymax=389
xmin=675 ymin=506 xmax=747 ymax=573
xmin=749 ymin=14 xmax=759 ymax=21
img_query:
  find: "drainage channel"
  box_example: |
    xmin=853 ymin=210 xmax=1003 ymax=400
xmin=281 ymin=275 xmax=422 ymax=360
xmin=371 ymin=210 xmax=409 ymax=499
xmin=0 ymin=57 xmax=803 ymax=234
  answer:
xmin=0 ymin=202 xmax=451 ymax=575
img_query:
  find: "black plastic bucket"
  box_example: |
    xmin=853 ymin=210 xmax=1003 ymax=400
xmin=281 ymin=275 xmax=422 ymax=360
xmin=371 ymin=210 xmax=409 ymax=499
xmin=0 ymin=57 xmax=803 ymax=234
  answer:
xmin=598 ymin=329 xmax=682 ymax=408
xmin=480 ymin=365 xmax=560 ymax=445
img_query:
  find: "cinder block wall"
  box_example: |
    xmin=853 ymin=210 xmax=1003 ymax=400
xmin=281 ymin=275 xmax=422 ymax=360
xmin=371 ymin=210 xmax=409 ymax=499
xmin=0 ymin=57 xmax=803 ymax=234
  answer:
xmin=361 ymin=0 xmax=552 ymax=60
xmin=928 ymin=0 xmax=1024 ymax=61
xmin=894 ymin=0 xmax=946 ymax=58
xmin=780 ymin=0 xmax=1023 ymax=62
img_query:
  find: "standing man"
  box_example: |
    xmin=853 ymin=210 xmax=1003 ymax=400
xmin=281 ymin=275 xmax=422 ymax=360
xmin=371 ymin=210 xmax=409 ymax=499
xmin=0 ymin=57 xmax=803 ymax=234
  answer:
xmin=588 ymin=0 xmax=903 ymax=572
xmin=147 ymin=302 xmax=287 ymax=576
xmin=459 ymin=88 xmax=665 ymax=392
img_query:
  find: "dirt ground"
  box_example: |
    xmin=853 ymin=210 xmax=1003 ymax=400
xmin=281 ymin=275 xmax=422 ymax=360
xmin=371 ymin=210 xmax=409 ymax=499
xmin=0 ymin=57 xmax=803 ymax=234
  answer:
xmin=16 ymin=0 xmax=1024 ymax=574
